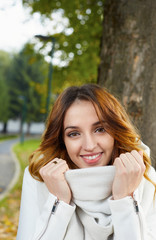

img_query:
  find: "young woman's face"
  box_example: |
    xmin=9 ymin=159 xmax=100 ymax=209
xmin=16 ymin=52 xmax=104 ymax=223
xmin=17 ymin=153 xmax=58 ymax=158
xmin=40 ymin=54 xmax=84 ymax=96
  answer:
xmin=63 ymin=100 xmax=114 ymax=168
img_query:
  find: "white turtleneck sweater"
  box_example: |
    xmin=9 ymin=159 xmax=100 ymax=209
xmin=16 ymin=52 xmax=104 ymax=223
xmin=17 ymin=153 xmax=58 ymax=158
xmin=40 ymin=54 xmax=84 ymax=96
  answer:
xmin=17 ymin=163 xmax=156 ymax=240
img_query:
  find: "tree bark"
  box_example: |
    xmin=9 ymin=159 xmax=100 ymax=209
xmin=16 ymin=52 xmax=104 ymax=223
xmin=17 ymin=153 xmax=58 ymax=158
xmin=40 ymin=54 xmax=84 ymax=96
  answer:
xmin=98 ymin=0 xmax=156 ymax=168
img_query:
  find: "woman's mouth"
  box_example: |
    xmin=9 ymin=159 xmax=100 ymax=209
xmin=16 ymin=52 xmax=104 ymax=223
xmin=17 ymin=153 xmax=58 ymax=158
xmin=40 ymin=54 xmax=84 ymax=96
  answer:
xmin=80 ymin=152 xmax=103 ymax=165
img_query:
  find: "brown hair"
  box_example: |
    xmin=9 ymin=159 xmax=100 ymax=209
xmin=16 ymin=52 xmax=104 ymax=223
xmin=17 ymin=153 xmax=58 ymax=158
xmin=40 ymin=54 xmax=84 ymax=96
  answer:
xmin=29 ymin=84 xmax=155 ymax=191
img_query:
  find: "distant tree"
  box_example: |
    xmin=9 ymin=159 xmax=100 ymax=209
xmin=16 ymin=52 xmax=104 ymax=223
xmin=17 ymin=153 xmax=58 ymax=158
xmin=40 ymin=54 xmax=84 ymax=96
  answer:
xmin=0 ymin=51 xmax=11 ymax=133
xmin=0 ymin=77 xmax=9 ymax=131
xmin=8 ymin=43 xmax=48 ymax=132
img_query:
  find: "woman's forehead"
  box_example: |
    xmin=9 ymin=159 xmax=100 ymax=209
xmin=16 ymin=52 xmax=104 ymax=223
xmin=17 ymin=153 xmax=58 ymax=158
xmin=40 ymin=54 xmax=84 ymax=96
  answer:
xmin=63 ymin=100 xmax=101 ymax=127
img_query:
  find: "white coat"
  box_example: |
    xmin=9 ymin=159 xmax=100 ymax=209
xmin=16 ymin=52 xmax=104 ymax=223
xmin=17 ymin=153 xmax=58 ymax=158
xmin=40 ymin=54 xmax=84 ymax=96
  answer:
xmin=17 ymin=163 xmax=156 ymax=240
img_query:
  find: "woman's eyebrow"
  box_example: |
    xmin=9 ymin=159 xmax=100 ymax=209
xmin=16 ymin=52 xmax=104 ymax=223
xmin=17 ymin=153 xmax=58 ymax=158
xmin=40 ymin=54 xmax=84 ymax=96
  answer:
xmin=64 ymin=126 xmax=79 ymax=132
xmin=92 ymin=121 xmax=105 ymax=126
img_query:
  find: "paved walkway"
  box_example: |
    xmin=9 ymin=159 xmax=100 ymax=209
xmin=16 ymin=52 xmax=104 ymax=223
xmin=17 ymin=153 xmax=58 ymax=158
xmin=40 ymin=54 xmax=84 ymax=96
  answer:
xmin=0 ymin=138 xmax=20 ymax=200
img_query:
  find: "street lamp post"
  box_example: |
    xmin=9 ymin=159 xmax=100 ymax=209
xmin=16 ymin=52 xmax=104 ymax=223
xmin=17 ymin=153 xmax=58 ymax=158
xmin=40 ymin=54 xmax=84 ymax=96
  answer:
xmin=19 ymin=96 xmax=27 ymax=144
xmin=35 ymin=35 xmax=55 ymax=119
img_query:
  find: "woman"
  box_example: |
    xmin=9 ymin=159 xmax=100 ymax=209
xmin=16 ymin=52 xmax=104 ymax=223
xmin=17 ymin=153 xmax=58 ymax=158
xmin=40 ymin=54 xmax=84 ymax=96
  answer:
xmin=17 ymin=84 xmax=156 ymax=240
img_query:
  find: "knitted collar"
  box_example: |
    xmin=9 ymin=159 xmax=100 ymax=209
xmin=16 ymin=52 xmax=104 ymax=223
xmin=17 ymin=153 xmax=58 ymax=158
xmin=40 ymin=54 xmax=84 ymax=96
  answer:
xmin=65 ymin=166 xmax=115 ymax=201
xmin=65 ymin=166 xmax=116 ymax=240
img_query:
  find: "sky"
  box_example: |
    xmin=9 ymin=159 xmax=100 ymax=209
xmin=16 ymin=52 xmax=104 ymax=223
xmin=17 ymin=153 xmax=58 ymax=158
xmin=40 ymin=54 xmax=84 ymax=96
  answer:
xmin=0 ymin=0 xmax=70 ymax=55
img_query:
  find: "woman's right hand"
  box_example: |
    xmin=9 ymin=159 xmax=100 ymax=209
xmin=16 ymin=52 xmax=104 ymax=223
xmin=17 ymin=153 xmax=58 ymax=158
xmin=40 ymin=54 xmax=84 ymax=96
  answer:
xmin=39 ymin=158 xmax=71 ymax=204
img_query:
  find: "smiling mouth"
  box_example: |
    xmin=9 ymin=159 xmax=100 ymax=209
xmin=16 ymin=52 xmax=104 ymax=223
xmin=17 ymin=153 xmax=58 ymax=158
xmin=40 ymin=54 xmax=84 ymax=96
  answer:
xmin=80 ymin=152 xmax=103 ymax=164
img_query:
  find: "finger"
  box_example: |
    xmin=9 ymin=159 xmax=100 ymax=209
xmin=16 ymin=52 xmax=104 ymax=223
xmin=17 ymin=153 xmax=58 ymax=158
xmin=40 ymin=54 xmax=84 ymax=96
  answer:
xmin=113 ymin=157 xmax=126 ymax=173
xmin=116 ymin=152 xmax=143 ymax=174
xmin=57 ymin=161 xmax=69 ymax=173
xmin=39 ymin=158 xmax=62 ymax=176
xmin=41 ymin=158 xmax=60 ymax=169
xmin=120 ymin=153 xmax=134 ymax=169
xmin=51 ymin=158 xmax=63 ymax=166
xmin=128 ymin=151 xmax=145 ymax=175
xmin=50 ymin=162 xmax=69 ymax=180
xmin=45 ymin=160 xmax=68 ymax=175
xmin=40 ymin=160 xmax=69 ymax=180
xmin=120 ymin=152 xmax=142 ymax=176
xmin=131 ymin=150 xmax=143 ymax=161
xmin=42 ymin=158 xmax=63 ymax=171
xmin=52 ymin=160 xmax=69 ymax=171
xmin=131 ymin=150 xmax=145 ymax=168
xmin=126 ymin=151 xmax=144 ymax=167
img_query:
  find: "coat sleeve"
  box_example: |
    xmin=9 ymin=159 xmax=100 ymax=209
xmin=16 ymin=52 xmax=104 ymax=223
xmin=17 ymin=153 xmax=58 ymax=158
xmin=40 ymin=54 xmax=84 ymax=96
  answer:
xmin=108 ymin=167 xmax=156 ymax=240
xmin=109 ymin=196 xmax=143 ymax=239
xmin=16 ymin=167 xmax=76 ymax=240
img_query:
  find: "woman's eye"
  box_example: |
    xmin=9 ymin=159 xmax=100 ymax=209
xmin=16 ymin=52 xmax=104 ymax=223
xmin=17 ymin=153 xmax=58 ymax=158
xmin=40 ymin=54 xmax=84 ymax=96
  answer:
xmin=95 ymin=127 xmax=105 ymax=133
xmin=67 ymin=132 xmax=80 ymax=137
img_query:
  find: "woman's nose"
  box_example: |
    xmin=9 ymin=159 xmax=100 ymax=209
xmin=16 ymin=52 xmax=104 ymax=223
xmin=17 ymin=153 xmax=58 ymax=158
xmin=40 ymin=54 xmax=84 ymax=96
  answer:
xmin=82 ymin=134 xmax=97 ymax=151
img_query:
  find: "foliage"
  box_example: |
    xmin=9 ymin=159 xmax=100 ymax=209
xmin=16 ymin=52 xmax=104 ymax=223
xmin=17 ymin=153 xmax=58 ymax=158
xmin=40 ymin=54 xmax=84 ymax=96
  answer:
xmin=22 ymin=0 xmax=104 ymax=90
xmin=7 ymin=43 xmax=49 ymax=122
xmin=0 ymin=51 xmax=11 ymax=123
xmin=0 ymin=138 xmax=41 ymax=239
xmin=0 ymin=80 xmax=9 ymax=122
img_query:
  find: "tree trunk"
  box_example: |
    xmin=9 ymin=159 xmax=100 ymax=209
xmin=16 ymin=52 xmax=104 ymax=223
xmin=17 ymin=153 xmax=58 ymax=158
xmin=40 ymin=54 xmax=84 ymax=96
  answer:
xmin=26 ymin=122 xmax=31 ymax=135
xmin=98 ymin=0 xmax=156 ymax=168
xmin=2 ymin=122 xmax=7 ymax=134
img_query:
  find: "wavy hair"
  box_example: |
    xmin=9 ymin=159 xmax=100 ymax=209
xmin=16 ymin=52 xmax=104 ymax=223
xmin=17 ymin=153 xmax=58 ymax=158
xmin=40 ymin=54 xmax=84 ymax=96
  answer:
xmin=29 ymin=84 xmax=155 ymax=191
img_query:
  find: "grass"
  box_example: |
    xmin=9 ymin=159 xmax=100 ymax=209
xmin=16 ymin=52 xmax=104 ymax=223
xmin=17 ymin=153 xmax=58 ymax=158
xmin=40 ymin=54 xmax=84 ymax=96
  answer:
xmin=0 ymin=138 xmax=41 ymax=240
xmin=0 ymin=134 xmax=18 ymax=142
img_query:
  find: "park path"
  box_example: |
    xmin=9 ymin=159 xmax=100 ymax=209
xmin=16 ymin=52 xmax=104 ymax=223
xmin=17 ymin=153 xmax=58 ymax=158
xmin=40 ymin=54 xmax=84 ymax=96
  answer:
xmin=0 ymin=138 xmax=20 ymax=199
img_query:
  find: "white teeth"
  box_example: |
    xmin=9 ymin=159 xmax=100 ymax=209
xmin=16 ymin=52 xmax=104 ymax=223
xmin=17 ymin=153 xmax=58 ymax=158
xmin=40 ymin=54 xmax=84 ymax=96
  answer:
xmin=83 ymin=153 xmax=100 ymax=160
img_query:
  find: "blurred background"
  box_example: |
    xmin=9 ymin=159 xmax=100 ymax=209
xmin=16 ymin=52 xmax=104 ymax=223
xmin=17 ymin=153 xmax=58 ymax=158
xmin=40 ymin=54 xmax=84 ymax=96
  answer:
xmin=0 ymin=0 xmax=156 ymax=239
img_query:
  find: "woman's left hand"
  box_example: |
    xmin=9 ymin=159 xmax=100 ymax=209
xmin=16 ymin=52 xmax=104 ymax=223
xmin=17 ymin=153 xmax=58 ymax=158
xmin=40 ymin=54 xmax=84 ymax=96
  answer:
xmin=112 ymin=150 xmax=145 ymax=200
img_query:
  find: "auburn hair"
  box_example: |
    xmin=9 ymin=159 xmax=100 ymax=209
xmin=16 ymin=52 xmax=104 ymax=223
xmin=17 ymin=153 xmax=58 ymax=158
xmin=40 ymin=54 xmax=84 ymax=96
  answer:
xmin=29 ymin=84 xmax=155 ymax=191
